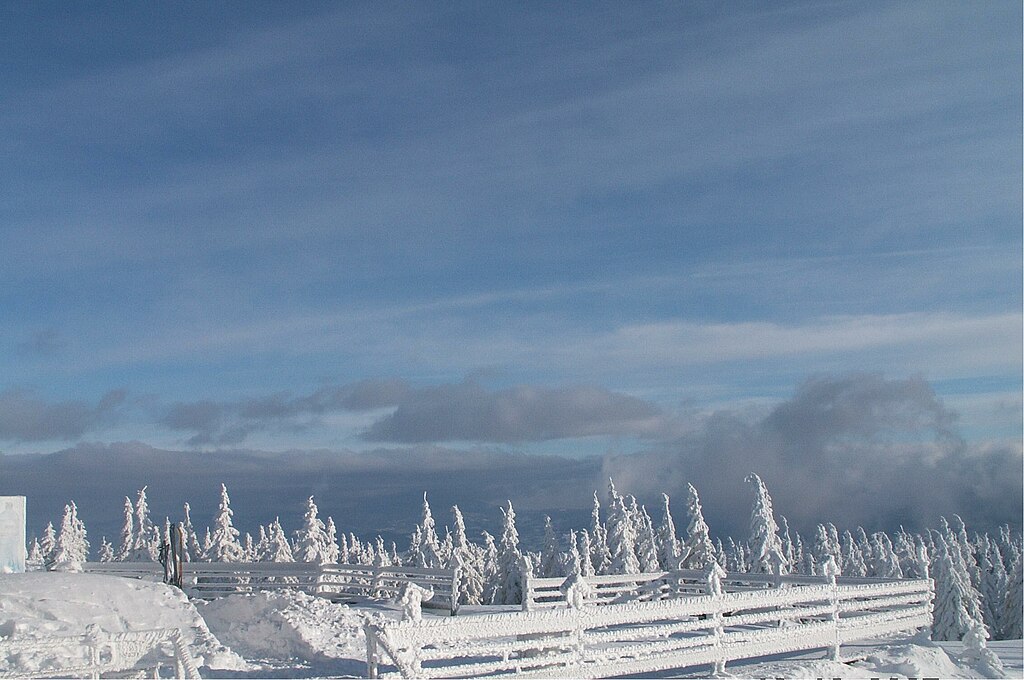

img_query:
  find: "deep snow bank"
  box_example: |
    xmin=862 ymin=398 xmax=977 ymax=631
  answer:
xmin=197 ymin=590 xmax=371 ymax=664
xmin=0 ymin=572 xmax=244 ymax=671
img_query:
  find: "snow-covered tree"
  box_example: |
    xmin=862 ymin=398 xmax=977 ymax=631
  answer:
xmin=261 ymin=518 xmax=294 ymax=562
xmin=869 ymin=532 xmax=903 ymax=579
xmin=489 ymin=501 xmax=524 ymax=605
xmin=589 ymin=492 xmax=611 ymax=575
xmin=117 ymin=497 xmax=133 ymax=561
xmin=931 ymin=535 xmax=985 ymax=641
xmin=40 ymin=522 xmax=56 ymax=566
xmin=539 ymin=516 xmax=561 ymax=578
xmin=655 ymin=493 xmax=680 ymax=570
xmin=51 ymin=502 xmax=89 ymax=565
xmin=206 ymin=484 xmax=246 ymax=562
xmin=606 ymin=494 xmax=640 ymax=575
xmin=97 ymin=537 xmax=114 ymax=563
xmin=577 ymin=530 xmax=595 ymax=577
xmin=181 ymin=502 xmax=203 ymax=562
xmin=325 ymin=517 xmax=340 ymax=563
xmin=450 ymin=505 xmax=484 ymax=605
xmin=27 ymin=538 xmax=43 ymax=564
xmin=1000 ymin=555 xmax=1022 ymax=640
xmin=745 ymin=473 xmax=786 ymax=575
xmin=293 ymin=495 xmax=332 ymax=563
xmin=779 ymin=516 xmax=795 ymax=572
xmin=127 ymin=487 xmax=159 ymax=562
xmin=841 ymin=530 xmax=868 ymax=578
xmin=979 ymin=539 xmax=1007 ymax=636
xmin=679 ymin=484 xmax=716 ymax=570
xmin=411 ymin=493 xmax=443 ymax=569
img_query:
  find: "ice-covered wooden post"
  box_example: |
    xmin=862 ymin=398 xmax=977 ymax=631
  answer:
xmin=821 ymin=555 xmax=842 ymax=661
xmin=398 ymin=582 xmax=433 ymax=623
xmin=561 ymin=572 xmax=592 ymax=666
xmin=364 ymin=620 xmax=380 ymax=679
xmin=703 ymin=561 xmax=727 ymax=676
xmin=520 ymin=554 xmax=535 ymax=611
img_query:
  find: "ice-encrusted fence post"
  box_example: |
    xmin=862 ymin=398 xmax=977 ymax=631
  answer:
xmin=822 ymin=555 xmax=842 ymax=661
xmin=561 ymin=571 xmax=593 ymax=667
xmin=364 ymin=620 xmax=380 ymax=679
xmin=704 ymin=561 xmax=728 ymax=676
xmin=520 ymin=554 xmax=535 ymax=611
xmin=85 ymin=624 xmax=106 ymax=680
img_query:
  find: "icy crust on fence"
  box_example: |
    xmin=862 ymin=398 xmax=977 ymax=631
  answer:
xmin=197 ymin=590 xmax=372 ymax=663
xmin=0 ymin=573 xmax=244 ymax=673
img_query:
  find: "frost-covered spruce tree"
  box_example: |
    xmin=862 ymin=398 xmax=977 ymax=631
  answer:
xmin=39 ymin=522 xmax=57 ymax=566
xmin=412 ymin=494 xmax=443 ymax=569
xmin=450 ymin=505 xmax=484 ymax=605
xmin=206 ymin=484 xmax=246 ymax=562
xmin=130 ymin=487 xmax=159 ymax=562
xmin=745 ymin=473 xmax=787 ymax=575
xmin=950 ymin=515 xmax=981 ymax=590
xmin=97 ymin=537 xmax=114 ymax=562
xmin=589 ymin=492 xmax=611 ymax=575
xmin=870 ymin=532 xmax=903 ymax=579
xmin=181 ymin=502 xmax=203 ymax=562
xmin=325 ymin=517 xmax=340 ymax=563
xmin=489 ymin=501 xmax=524 ymax=605
xmin=655 ymin=493 xmax=680 ymax=570
xmin=841 ymin=530 xmax=868 ymax=578
xmin=931 ymin=535 xmax=985 ymax=641
xmin=293 ymin=495 xmax=330 ymax=563
xmin=261 ymin=518 xmax=294 ymax=562
xmin=1000 ymin=555 xmax=1022 ymax=639
xmin=27 ymin=538 xmax=43 ymax=564
xmin=51 ymin=502 xmax=89 ymax=565
xmin=480 ymin=530 xmax=498 ymax=593
xmin=117 ymin=497 xmax=133 ymax=561
xmin=636 ymin=505 xmax=660 ymax=573
xmin=607 ymin=494 xmax=640 ymax=575
xmin=979 ymin=539 xmax=1007 ymax=636
xmin=680 ymin=484 xmax=716 ymax=570
xmin=811 ymin=525 xmax=832 ymax=575
xmin=779 ymin=516 xmax=795 ymax=572
xmin=577 ymin=530 xmax=595 ymax=577
xmin=539 ymin=516 xmax=561 ymax=578
xmin=243 ymin=532 xmax=255 ymax=561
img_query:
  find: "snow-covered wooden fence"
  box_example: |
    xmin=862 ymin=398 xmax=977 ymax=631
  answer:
xmin=0 ymin=626 xmax=201 ymax=680
xmin=82 ymin=561 xmax=461 ymax=615
xmin=523 ymin=568 xmax=911 ymax=609
xmin=363 ymin=574 xmax=933 ymax=678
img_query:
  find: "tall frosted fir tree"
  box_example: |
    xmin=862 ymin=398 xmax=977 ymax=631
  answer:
xmin=590 ymin=492 xmax=611 ymax=575
xmin=539 ymin=516 xmax=561 ymax=578
xmin=206 ymin=484 xmax=246 ymax=562
xmin=745 ymin=473 xmax=787 ymax=575
xmin=117 ymin=497 xmax=133 ymax=561
xmin=490 ymin=501 xmax=524 ymax=605
xmin=450 ymin=505 xmax=485 ymax=605
xmin=51 ymin=501 xmax=89 ymax=565
xmin=931 ymin=535 xmax=985 ymax=641
xmin=294 ymin=495 xmax=331 ymax=563
xmin=655 ymin=493 xmax=680 ymax=570
xmin=414 ymin=494 xmax=443 ymax=569
xmin=680 ymin=484 xmax=716 ymax=570
xmin=130 ymin=487 xmax=158 ymax=562
xmin=607 ymin=494 xmax=640 ymax=575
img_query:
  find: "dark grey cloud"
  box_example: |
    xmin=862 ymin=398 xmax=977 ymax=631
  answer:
xmin=603 ymin=373 xmax=1021 ymax=537
xmin=364 ymin=383 xmax=663 ymax=443
xmin=0 ymin=388 xmax=126 ymax=442
xmin=159 ymin=379 xmax=664 ymax=446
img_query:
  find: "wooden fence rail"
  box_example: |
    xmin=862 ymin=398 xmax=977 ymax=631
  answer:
xmin=365 ymin=573 xmax=933 ymax=678
xmin=82 ymin=561 xmax=461 ymax=615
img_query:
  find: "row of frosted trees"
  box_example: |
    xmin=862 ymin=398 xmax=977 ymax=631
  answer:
xmin=30 ymin=474 xmax=1022 ymax=643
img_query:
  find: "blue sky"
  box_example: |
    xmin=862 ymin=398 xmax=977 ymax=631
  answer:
xmin=0 ymin=2 xmax=1021 ymax=536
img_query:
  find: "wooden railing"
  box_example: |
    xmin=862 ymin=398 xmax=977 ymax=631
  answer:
xmin=82 ymin=561 xmax=461 ymax=615
xmin=364 ymin=573 xmax=933 ymax=678
xmin=0 ymin=627 xmax=200 ymax=680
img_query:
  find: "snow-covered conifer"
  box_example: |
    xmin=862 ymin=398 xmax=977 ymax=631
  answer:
xmin=40 ymin=522 xmax=56 ymax=566
xmin=931 ymin=534 xmax=984 ymax=641
xmin=489 ymin=501 xmax=524 ymax=605
xmin=779 ymin=516 xmax=795 ymax=572
xmin=128 ymin=487 xmax=159 ymax=562
xmin=27 ymin=538 xmax=43 ymax=564
xmin=745 ymin=473 xmax=786 ymax=575
xmin=206 ymin=484 xmax=246 ymax=562
xmin=181 ymin=502 xmax=202 ymax=562
xmin=262 ymin=518 xmax=294 ymax=562
xmin=97 ymin=537 xmax=114 ymax=562
xmin=680 ymin=484 xmax=716 ymax=570
xmin=293 ymin=495 xmax=331 ymax=563
xmin=589 ymin=492 xmax=611 ymax=575
xmin=117 ymin=497 xmax=133 ymax=561
xmin=870 ymin=532 xmax=903 ymax=579
xmin=979 ymin=539 xmax=1007 ymax=636
xmin=607 ymin=494 xmax=640 ymax=575
xmin=655 ymin=493 xmax=680 ymax=570
xmin=325 ymin=517 xmax=340 ymax=563
xmin=577 ymin=530 xmax=595 ymax=577
xmin=636 ymin=505 xmax=660 ymax=573
xmin=480 ymin=530 xmax=498 ymax=589
xmin=51 ymin=502 xmax=89 ymax=565
xmin=539 ymin=516 xmax=561 ymax=578
xmin=841 ymin=530 xmax=867 ymax=578
xmin=450 ymin=505 xmax=484 ymax=605
xmin=413 ymin=493 xmax=443 ymax=569
xmin=1000 ymin=555 xmax=1022 ymax=639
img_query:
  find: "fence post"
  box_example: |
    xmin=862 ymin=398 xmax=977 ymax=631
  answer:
xmin=364 ymin=621 xmax=379 ymax=679
xmin=822 ymin=556 xmax=841 ymax=661
xmin=703 ymin=562 xmax=727 ymax=676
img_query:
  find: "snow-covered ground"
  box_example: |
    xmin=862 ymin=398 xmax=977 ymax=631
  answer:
xmin=1 ymin=572 xmax=1020 ymax=678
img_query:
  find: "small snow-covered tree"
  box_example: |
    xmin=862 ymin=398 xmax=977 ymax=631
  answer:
xmin=325 ymin=517 xmax=340 ymax=563
xmin=589 ymin=492 xmax=611 ymax=575
xmin=262 ymin=518 xmax=294 ymax=562
xmin=489 ymin=501 xmax=524 ymax=605
xmin=779 ymin=516 xmax=795 ymax=572
xmin=745 ymin=473 xmax=786 ymax=575
xmin=293 ymin=495 xmax=331 ymax=563
xmin=27 ymin=537 xmax=43 ymax=564
xmin=450 ymin=505 xmax=484 ymax=605
xmin=680 ymin=484 xmax=716 ymax=570
xmin=1000 ymin=555 xmax=1022 ymax=640
xmin=181 ymin=502 xmax=203 ymax=562
xmin=606 ymin=494 xmax=640 ymax=575
xmin=841 ymin=530 xmax=868 ymax=577
xmin=577 ymin=530 xmax=595 ymax=577
xmin=655 ymin=493 xmax=680 ymax=570
xmin=539 ymin=516 xmax=561 ymax=578
xmin=128 ymin=487 xmax=159 ymax=562
xmin=931 ymin=535 xmax=985 ymax=641
xmin=40 ymin=522 xmax=56 ymax=566
xmin=206 ymin=484 xmax=246 ymax=562
xmin=413 ymin=493 xmax=443 ymax=569
xmin=97 ymin=537 xmax=114 ymax=562
xmin=979 ymin=539 xmax=1007 ymax=636
xmin=117 ymin=497 xmax=133 ymax=561
xmin=870 ymin=532 xmax=903 ymax=579
xmin=51 ymin=502 xmax=89 ymax=565
xmin=636 ymin=505 xmax=660 ymax=573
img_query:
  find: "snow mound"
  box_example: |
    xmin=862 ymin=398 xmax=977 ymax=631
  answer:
xmin=0 ymin=572 xmax=244 ymax=671
xmin=197 ymin=590 xmax=368 ymax=664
